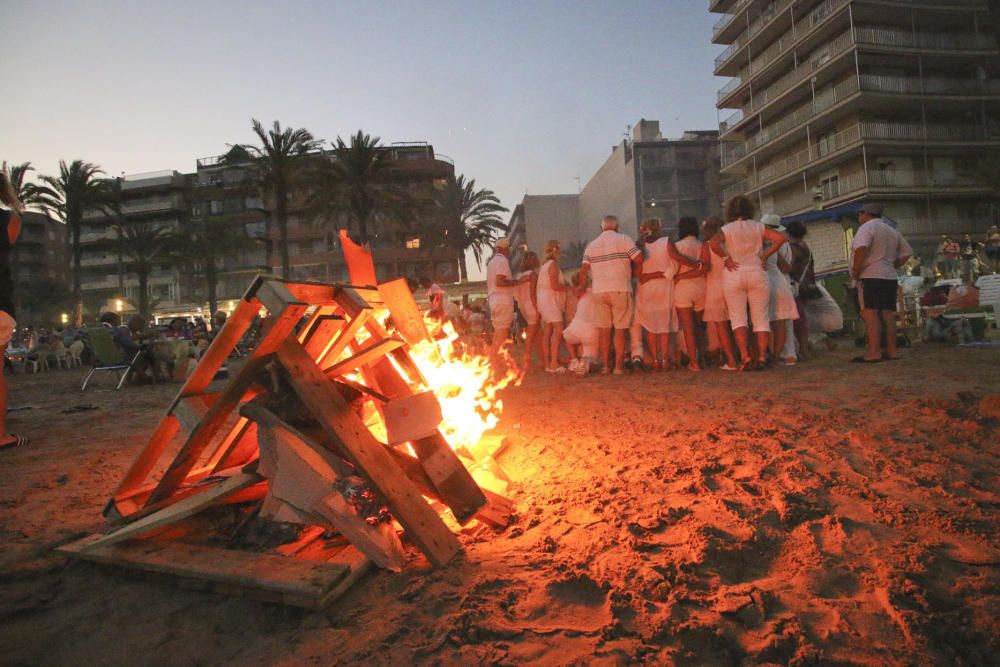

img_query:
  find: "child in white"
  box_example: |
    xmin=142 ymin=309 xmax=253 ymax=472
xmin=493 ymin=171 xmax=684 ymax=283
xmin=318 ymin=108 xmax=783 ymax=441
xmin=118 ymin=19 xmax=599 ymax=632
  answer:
xmin=563 ymin=286 xmax=598 ymax=375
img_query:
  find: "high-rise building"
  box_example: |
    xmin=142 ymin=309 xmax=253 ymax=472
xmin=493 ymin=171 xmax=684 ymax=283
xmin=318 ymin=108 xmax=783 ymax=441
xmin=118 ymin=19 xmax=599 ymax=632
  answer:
xmin=78 ymin=170 xmax=191 ymax=313
xmin=508 ymin=121 xmax=724 ymax=259
xmin=712 ymin=0 xmax=1000 ymax=250
xmin=11 ymin=211 xmax=69 ymax=319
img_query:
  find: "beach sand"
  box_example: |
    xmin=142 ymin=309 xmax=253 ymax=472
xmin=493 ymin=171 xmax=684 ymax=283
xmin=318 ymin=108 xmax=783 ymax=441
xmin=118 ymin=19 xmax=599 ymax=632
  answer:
xmin=0 ymin=344 xmax=998 ymax=665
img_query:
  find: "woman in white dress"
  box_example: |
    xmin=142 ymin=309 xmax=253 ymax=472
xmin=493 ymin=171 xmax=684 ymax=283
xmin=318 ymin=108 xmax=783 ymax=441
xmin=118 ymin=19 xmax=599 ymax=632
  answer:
xmin=537 ymin=240 xmax=569 ymax=372
xmin=700 ymin=217 xmax=739 ymax=370
xmin=636 ymin=218 xmax=700 ymax=371
xmin=673 ymin=217 xmax=709 ymax=371
xmin=514 ymin=251 xmax=542 ymax=370
xmin=708 ymin=196 xmax=787 ymax=371
xmin=761 ymin=214 xmax=799 ymax=365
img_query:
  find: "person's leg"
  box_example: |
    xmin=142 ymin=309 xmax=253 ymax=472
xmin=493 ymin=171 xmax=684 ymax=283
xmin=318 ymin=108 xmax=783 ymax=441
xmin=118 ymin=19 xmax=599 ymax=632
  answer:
xmin=523 ymin=322 xmax=539 ymax=368
xmin=859 ymin=309 xmax=882 ymax=360
xmin=733 ymin=326 xmax=750 ymax=366
xmin=793 ymin=298 xmax=810 ymax=358
xmin=748 ymin=273 xmax=772 ymax=364
xmin=881 ymin=310 xmax=899 ymax=359
xmin=645 ymin=329 xmax=658 ymax=369
xmin=550 ymin=322 xmax=564 ymax=369
xmin=540 ymin=322 xmax=552 ymax=369
xmin=677 ymin=308 xmax=699 ymax=370
xmin=781 ymin=319 xmax=797 ymax=362
xmin=598 ymin=327 xmax=611 ymax=370
xmin=629 ymin=321 xmax=644 ymax=366
xmin=612 ymin=328 xmax=627 ymax=372
xmin=770 ymin=319 xmax=786 ymax=360
xmin=714 ymin=321 xmax=738 ymax=367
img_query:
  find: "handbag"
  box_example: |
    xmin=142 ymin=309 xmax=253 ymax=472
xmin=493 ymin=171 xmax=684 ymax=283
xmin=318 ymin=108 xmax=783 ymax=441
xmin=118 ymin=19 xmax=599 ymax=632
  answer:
xmin=791 ymin=247 xmax=823 ymax=300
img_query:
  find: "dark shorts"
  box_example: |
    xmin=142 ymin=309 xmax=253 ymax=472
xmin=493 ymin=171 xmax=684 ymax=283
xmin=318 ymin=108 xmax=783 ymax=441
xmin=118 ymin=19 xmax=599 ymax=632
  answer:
xmin=859 ymin=278 xmax=897 ymax=312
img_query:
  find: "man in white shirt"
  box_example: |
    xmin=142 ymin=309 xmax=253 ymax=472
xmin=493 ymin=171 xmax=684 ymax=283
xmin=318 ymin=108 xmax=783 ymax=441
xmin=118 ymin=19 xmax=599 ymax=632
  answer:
xmin=578 ymin=216 xmax=643 ymax=374
xmin=485 ymin=238 xmax=524 ymax=359
xmin=850 ymin=203 xmax=912 ymax=363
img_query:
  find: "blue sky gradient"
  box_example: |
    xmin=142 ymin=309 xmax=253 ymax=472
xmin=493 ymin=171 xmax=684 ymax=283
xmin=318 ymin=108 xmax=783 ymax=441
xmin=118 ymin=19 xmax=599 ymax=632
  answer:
xmin=5 ymin=0 xmax=721 ymax=226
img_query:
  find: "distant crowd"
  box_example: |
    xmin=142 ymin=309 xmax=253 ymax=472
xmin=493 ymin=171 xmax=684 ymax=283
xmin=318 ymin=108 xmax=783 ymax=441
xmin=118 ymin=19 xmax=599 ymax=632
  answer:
xmin=436 ymin=196 xmax=927 ymax=374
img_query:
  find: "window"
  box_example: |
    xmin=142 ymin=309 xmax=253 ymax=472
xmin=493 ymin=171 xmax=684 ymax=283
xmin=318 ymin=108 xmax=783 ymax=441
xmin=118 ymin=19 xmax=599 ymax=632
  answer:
xmin=191 ymin=203 xmax=203 ymax=217
xmin=819 ymin=171 xmax=840 ymax=200
xmin=406 ymin=238 xmax=421 ymax=249
xmin=209 ymin=200 xmax=223 ymax=215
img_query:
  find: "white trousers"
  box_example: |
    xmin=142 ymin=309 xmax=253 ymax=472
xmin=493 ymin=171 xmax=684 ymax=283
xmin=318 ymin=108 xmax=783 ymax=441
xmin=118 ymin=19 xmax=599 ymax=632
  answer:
xmin=722 ymin=268 xmax=771 ymax=333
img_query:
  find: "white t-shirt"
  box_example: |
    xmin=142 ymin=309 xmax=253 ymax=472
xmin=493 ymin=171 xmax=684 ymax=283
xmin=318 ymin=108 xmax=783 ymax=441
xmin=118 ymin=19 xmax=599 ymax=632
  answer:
xmin=721 ymin=219 xmax=765 ymax=271
xmin=583 ymin=230 xmax=641 ymax=293
xmin=851 ymin=218 xmax=913 ymax=280
xmin=675 ymin=236 xmax=703 ymax=262
xmin=486 ymin=253 xmax=514 ymax=305
xmin=643 ymin=237 xmax=679 ymax=279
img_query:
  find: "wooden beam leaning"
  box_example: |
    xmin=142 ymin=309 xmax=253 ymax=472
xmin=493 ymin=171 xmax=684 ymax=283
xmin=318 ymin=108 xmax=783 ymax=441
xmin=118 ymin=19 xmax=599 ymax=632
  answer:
xmin=275 ymin=339 xmax=461 ymax=568
xmin=144 ymin=354 xmax=274 ymax=507
xmin=319 ymin=310 xmax=372 ymax=368
xmin=322 ymin=338 xmax=404 ymax=379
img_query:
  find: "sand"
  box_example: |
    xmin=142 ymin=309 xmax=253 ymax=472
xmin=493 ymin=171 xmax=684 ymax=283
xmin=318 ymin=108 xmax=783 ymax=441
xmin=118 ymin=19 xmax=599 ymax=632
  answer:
xmin=0 ymin=344 xmax=998 ymax=666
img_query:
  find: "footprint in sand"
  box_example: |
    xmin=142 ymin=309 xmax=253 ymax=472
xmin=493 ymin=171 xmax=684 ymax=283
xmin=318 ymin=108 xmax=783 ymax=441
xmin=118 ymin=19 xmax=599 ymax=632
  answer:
xmin=511 ymin=574 xmax=612 ymax=633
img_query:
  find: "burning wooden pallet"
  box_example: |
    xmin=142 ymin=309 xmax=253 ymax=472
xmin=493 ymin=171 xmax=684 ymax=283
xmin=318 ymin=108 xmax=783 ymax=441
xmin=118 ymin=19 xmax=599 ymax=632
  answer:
xmin=58 ymin=273 xmax=514 ymax=609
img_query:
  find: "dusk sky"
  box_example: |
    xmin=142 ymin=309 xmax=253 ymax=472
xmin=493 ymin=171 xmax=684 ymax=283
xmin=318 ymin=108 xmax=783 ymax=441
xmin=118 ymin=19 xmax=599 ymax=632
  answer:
xmin=5 ymin=0 xmax=722 ymax=253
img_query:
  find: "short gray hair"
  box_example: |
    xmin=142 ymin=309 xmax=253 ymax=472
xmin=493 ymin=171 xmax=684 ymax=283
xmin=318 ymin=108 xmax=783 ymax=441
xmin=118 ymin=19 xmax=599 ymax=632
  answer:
xmin=601 ymin=215 xmax=619 ymax=230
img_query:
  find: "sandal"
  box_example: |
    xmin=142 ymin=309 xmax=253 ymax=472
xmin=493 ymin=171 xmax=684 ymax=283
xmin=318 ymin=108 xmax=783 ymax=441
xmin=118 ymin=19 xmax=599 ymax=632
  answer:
xmin=0 ymin=434 xmax=29 ymax=449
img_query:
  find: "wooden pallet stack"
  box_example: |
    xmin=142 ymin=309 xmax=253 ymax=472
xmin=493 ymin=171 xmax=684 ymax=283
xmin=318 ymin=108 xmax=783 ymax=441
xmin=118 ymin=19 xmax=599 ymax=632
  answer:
xmin=59 ymin=273 xmax=513 ymax=609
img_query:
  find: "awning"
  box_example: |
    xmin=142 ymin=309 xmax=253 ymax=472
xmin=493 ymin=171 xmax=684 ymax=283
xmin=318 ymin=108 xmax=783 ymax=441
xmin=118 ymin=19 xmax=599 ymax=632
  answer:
xmin=779 ymin=201 xmax=864 ymax=225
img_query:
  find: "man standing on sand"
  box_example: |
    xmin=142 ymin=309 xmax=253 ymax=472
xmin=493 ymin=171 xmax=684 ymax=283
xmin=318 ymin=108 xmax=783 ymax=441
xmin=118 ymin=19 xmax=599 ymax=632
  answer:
xmin=486 ymin=237 xmax=526 ymax=361
xmin=0 ymin=171 xmax=27 ymax=449
xmin=578 ymin=215 xmax=643 ymax=374
xmin=850 ymin=203 xmax=912 ymax=363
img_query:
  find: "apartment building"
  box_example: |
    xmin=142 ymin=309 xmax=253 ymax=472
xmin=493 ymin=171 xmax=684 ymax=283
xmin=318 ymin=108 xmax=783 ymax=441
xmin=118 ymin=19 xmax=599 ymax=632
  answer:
xmin=11 ymin=211 xmax=69 ymax=319
xmin=78 ymin=170 xmax=190 ymax=312
xmin=508 ymin=121 xmax=724 ymax=259
xmin=712 ymin=0 xmax=1000 ymax=251
xmin=190 ymin=146 xmax=269 ymax=303
xmin=273 ymin=142 xmax=461 ymax=285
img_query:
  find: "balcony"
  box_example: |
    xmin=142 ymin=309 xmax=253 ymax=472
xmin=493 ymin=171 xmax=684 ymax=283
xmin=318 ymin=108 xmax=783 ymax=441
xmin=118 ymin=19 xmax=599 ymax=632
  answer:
xmin=855 ymin=26 xmax=998 ymax=52
xmin=860 ymin=73 xmax=1000 ymax=97
xmin=712 ymin=0 xmax=752 ymax=41
xmin=749 ymin=30 xmax=855 ymax=112
xmin=868 ymin=170 xmax=988 ymax=190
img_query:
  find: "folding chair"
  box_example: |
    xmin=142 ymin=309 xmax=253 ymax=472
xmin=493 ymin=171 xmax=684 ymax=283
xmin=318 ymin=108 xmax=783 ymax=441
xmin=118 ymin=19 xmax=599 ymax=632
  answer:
xmin=81 ymin=327 xmax=141 ymax=390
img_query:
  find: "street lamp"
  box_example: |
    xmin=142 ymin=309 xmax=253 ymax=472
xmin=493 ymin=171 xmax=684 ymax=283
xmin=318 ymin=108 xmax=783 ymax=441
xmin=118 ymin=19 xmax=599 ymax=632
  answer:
xmin=115 ymin=299 xmax=123 ymax=313
xmin=60 ymin=313 xmax=68 ymax=325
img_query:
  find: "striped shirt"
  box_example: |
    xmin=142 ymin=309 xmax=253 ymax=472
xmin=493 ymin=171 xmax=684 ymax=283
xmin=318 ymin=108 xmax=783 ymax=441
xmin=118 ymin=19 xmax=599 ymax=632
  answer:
xmin=583 ymin=230 xmax=641 ymax=293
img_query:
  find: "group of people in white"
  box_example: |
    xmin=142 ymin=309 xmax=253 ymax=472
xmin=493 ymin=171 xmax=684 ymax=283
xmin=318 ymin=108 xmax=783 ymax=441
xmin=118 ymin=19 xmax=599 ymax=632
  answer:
xmin=483 ymin=195 xmax=907 ymax=374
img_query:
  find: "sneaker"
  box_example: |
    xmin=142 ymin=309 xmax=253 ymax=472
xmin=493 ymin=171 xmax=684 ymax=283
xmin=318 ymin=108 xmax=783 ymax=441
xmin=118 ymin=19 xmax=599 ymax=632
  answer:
xmin=546 ymin=366 xmax=567 ymax=374
xmin=622 ymin=358 xmax=633 ymax=372
xmin=720 ymin=363 xmax=738 ymax=371
xmin=781 ymin=357 xmax=797 ymax=366
xmin=631 ymin=356 xmax=645 ymax=371
xmin=576 ymin=358 xmax=590 ymax=375
xmin=568 ymin=358 xmax=580 ymax=372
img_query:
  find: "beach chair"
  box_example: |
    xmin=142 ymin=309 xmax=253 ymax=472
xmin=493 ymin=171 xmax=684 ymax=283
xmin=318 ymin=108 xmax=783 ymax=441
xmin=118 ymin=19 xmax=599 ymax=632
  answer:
xmin=81 ymin=326 xmax=141 ymax=391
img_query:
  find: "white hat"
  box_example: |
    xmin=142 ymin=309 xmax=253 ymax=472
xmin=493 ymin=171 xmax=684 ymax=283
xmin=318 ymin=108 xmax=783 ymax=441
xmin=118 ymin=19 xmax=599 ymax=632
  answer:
xmin=761 ymin=213 xmax=782 ymax=228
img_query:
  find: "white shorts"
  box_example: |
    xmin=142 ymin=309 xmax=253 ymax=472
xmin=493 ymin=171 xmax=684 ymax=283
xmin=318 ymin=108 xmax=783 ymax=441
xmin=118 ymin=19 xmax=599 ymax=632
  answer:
xmin=0 ymin=311 xmax=14 ymax=348
xmin=591 ymin=291 xmax=633 ymax=330
xmin=674 ymin=278 xmax=706 ymax=311
xmin=702 ymin=276 xmax=729 ymax=323
xmin=537 ymin=291 xmax=566 ymax=324
xmin=489 ymin=300 xmax=514 ymax=330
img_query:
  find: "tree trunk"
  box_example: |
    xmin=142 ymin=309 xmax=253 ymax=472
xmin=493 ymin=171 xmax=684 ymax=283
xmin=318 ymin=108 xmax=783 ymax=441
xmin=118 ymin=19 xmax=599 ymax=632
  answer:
xmin=206 ymin=257 xmax=219 ymax=318
xmin=277 ymin=185 xmax=290 ymax=278
xmin=459 ymin=253 xmax=468 ymax=283
xmin=71 ymin=215 xmax=83 ymax=326
xmin=138 ymin=270 xmax=149 ymax=322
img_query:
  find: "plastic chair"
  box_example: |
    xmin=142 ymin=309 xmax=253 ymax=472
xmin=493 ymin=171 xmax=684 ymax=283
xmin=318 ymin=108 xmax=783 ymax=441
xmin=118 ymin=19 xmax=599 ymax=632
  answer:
xmin=81 ymin=326 xmax=141 ymax=390
xmin=68 ymin=341 xmax=85 ymax=368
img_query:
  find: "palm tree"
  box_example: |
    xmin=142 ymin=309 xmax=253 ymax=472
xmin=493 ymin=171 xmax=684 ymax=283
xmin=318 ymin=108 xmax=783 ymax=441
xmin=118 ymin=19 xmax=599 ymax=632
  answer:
xmin=33 ymin=160 xmax=107 ymax=324
xmin=115 ymin=221 xmax=179 ymax=321
xmin=242 ymin=119 xmax=320 ymax=278
xmin=434 ymin=175 xmax=509 ymax=282
xmin=306 ymin=130 xmax=414 ymax=244
xmin=185 ymin=218 xmax=260 ymax=316
xmin=1 ymin=161 xmax=48 ymax=211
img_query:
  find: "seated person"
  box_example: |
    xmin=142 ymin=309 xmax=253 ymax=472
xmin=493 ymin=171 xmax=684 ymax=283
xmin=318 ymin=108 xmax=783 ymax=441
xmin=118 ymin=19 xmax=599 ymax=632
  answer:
xmin=99 ymin=312 xmax=162 ymax=382
xmin=923 ymin=314 xmax=973 ymax=344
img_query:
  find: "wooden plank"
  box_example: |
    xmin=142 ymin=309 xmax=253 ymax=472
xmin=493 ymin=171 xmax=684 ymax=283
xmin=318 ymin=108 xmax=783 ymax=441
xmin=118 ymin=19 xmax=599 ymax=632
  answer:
xmin=378 ymin=278 xmax=431 ymax=346
xmin=209 ymin=419 xmax=259 ymax=473
xmin=339 ymin=230 xmax=378 ymax=286
xmin=86 ymin=472 xmax=262 ymax=551
xmin=410 ymin=433 xmax=487 ymax=525
xmin=256 ymin=279 xmax=303 ymax=314
xmin=322 ymin=338 xmax=404 ymax=378
xmin=383 ymin=391 xmax=442 ymax=445
xmin=144 ymin=355 xmax=270 ymax=507
xmin=301 ymin=311 xmax=345 ymax=362
xmin=58 ymin=535 xmax=355 ymax=610
xmin=319 ymin=310 xmax=372 ymax=368
xmin=174 ymin=395 xmax=214 ymax=434
xmin=275 ymin=340 xmax=461 ymax=567
xmin=104 ymin=416 xmax=180 ymax=517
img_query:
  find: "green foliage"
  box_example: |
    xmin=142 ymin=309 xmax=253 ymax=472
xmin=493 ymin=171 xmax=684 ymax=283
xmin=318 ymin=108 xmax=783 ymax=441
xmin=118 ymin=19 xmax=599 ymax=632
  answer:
xmin=433 ymin=174 xmax=509 ymax=281
xmin=1 ymin=161 xmax=48 ymax=211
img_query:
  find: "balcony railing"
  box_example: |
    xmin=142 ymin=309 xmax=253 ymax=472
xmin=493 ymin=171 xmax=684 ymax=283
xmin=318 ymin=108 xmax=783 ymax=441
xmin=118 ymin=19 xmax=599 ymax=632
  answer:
xmin=752 ymin=30 xmax=855 ymax=110
xmin=719 ymin=109 xmax=745 ymax=135
xmin=860 ymin=73 xmax=1000 ymax=96
xmin=712 ymin=0 xmax=751 ymax=40
xmin=868 ymin=170 xmax=987 ymax=188
xmin=855 ymin=26 xmax=998 ymax=51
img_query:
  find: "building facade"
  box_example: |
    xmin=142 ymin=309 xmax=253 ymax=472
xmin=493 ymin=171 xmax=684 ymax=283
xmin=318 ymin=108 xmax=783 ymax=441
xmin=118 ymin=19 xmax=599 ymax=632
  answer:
xmin=509 ymin=121 xmax=724 ymax=260
xmin=78 ymin=170 xmax=191 ymax=313
xmin=712 ymin=0 xmax=1000 ymax=251
xmin=10 ymin=211 xmax=70 ymax=320
xmin=270 ymin=142 xmax=461 ymax=285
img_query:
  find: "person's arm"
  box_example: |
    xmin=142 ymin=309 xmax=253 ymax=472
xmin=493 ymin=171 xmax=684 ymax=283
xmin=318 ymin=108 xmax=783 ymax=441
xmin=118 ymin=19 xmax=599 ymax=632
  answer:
xmin=529 ymin=272 xmax=538 ymax=309
xmin=709 ymin=235 xmax=739 ymax=271
xmin=631 ymin=251 xmax=644 ymax=279
xmin=494 ymin=269 xmax=520 ymax=287
xmin=577 ymin=262 xmax=590 ymax=295
xmin=851 ymin=246 xmax=869 ymax=281
xmin=776 ymin=246 xmax=792 ymax=274
xmin=638 ymin=269 xmax=665 ymax=284
xmin=667 ymin=241 xmax=701 ymax=269
xmin=760 ymin=228 xmax=786 ymax=263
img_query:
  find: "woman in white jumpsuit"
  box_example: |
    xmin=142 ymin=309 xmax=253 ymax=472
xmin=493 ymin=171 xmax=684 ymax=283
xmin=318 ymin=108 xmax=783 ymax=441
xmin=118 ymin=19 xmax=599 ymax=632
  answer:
xmin=700 ymin=218 xmax=739 ymax=370
xmin=537 ymin=240 xmax=569 ymax=372
xmin=708 ymin=196 xmax=787 ymax=370
xmin=674 ymin=216 xmax=709 ymax=371
xmin=514 ymin=251 xmax=542 ymax=369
